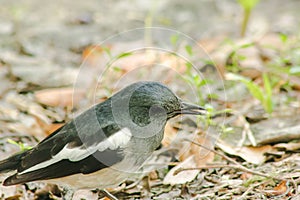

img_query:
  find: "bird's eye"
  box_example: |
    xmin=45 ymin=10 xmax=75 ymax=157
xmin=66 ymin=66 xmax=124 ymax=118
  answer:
xmin=149 ymin=105 xmax=166 ymax=117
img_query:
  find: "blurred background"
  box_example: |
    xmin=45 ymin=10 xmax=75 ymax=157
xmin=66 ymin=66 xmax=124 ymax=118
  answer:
xmin=0 ymin=0 xmax=300 ymax=199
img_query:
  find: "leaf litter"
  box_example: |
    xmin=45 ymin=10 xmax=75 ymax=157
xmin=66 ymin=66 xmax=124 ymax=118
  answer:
xmin=0 ymin=2 xmax=300 ymax=199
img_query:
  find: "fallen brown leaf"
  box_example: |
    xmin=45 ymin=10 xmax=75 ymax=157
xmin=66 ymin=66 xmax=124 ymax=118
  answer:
xmin=161 ymin=122 xmax=178 ymax=147
xmin=274 ymin=142 xmax=300 ymax=151
xmin=163 ymin=155 xmax=199 ymax=185
xmin=82 ymin=45 xmax=106 ymax=60
xmin=217 ymin=140 xmax=277 ymax=164
xmin=240 ymin=172 xmax=253 ymax=180
xmin=163 ymin=131 xmax=214 ymax=185
xmin=72 ymin=189 xmax=98 ymax=200
xmin=35 ymin=117 xmax=64 ymax=136
xmin=264 ymin=180 xmax=289 ymax=197
xmin=0 ymin=185 xmax=18 ymax=199
xmin=198 ymin=36 xmax=226 ymax=53
xmin=6 ymin=92 xmax=51 ymax=124
xmin=179 ymin=131 xmax=215 ymax=167
xmin=35 ymin=88 xmax=85 ymax=107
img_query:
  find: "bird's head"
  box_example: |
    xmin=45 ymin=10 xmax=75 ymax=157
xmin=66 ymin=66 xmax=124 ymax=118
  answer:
xmin=113 ymin=82 xmax=206 ymax=127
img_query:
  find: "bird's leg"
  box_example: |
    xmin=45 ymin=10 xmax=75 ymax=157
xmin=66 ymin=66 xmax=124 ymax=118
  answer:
xmin=99 ymin=189 xmax=118 ymax=200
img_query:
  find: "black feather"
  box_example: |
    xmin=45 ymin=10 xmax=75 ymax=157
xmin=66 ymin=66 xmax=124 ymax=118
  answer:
xmin=16 ymin=98 xmax=121 ymax=173
xmin=0 ymin=152 xmax=26 ymax=173
xmin=3 ymin=148 xmax=123 ymax=186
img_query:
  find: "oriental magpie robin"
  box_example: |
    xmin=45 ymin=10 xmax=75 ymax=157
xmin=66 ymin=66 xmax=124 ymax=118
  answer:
xmin=0 ymin=81 xmax=206 ymax=199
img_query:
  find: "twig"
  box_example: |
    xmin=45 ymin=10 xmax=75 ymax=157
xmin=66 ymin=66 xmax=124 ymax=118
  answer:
xmin=238 ymin=184 xmax=255 ymax=199
xmin=177 ymin=139 xmax=286 ymax=181
xmin=290 ymin=178 xmax=298 ymax=196
xmin=174 ymin=164 xmax=284 ymax=181
xmin=185 ymin=138 xmax=239 ymax=166
xmin=235 ymin=112 xmax=256 ymax=147
xmin=100 ymin=189 xmax=118 ymax=200
xmin=242 ymin=116 xmax=257 ymax=146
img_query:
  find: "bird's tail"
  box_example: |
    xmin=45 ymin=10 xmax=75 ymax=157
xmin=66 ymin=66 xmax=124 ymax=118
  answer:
xmin=0 ymin=152 xmax=25 ymax=173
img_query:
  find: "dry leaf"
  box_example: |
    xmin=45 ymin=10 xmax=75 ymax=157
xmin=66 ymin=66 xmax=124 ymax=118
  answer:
xmin=161 ymin=122 xmax=178 ymax=147
xmin=217 ymin=140 xmax=276 ymax=164
xmin=198 ymin=36 xmax=225 ymax=53
xmin=6 ymin=92 xmax=51 ymax=124
xmin=257 ymin=33 xmax=286 ymax=50
xmin=237 ymin=45 xmax=263 ymax=77
xmin=82 ymin=45 xmax=109 ymax=68
xmin=0 ymin=185 xmax=18 ymax=199
xmin=35 ymin=88 xmax=85 ymax=107
xmin=4 ymin=116 xmax=44 ymax=137
xmin=273 ymin=181 xmax=288 ymax=194
xmin=148 ymin=170 xmax=158 ymax=180
xmin=11 ymin=64 xmax=78 ymax=88
xmin=162 ymin=131 xmax=214 ymax=185
xmin=82 ymin=45 xmax=106 ymax=59
xmin=179 ymin=132 xmax=215 ymax=167
xmin=72 ymin=189 xmax=98 ymax=200
xmin=274 ymin=142 xmax=300 ymax=151
xmin=264 ymin=180 xmax=289 ymax=197
xmin=163 ymin=155 xmax=199 ymax=185
xmin=0 ymin=103 xmax=19 ymax=121
xmin=35 ymin=117 xmax=64 ymax=136
xmin=240 ymin=172 xmax=253 ymax=180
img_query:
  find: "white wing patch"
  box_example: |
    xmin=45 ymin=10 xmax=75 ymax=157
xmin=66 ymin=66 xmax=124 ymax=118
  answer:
xmin=19 ymin=128 xmax=132 ymax=175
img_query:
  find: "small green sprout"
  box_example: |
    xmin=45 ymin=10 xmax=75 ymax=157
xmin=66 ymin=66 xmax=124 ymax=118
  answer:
xmin=236 ymin=0 xmax=261 ymax=37
xmin=227 ymin=73 xmax=274 ymax=114
xmin=7 ymin=138 xmax=32 ymax=151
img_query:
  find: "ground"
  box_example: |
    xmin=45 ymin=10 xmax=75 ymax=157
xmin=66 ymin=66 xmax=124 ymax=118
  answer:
xmin=0 ymin=1 xmax=300 ymax=199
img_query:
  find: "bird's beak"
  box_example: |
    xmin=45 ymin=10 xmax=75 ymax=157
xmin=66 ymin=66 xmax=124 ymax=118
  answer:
xmin=180 ymin=101 xmax=207 ymax=115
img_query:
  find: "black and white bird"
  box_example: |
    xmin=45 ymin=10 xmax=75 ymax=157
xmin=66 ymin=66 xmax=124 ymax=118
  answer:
xmin=0 ymin=81 xmax=206 ymax=199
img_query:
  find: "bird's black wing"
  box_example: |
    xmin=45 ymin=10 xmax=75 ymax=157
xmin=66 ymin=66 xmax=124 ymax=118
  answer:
xmin=2 ymin=102 xmax=132 ymax=186
xmin=3 ymin=148 xmax=123 ymax=185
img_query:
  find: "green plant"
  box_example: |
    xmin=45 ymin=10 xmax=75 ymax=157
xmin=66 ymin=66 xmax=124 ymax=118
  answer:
xmin=184 ymin=62 xmax=213 ymax=105
xmin=226 ymin=41 xmax=254 ymax=73
xmin=168 ymin=37 xmax=233 ymax=131
xmin=7 ymin=138 xmax=32 ymax=151
xmin=237 ymin=0 xmax=261 ymax=37
xmin=200 ymin=104 xmax=232 ymax=129
xmin=181 ymin=44 xmax=216 ymax=105
xmin=262 ymin=34 xmax=300 ymax=94
xmin=170 ymin=34 xmax=180 ymax=52
xmin=243 ymin=175 xmax=269 ymax=187
xmin=228 ymin=73 xmax=274 ymax=114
